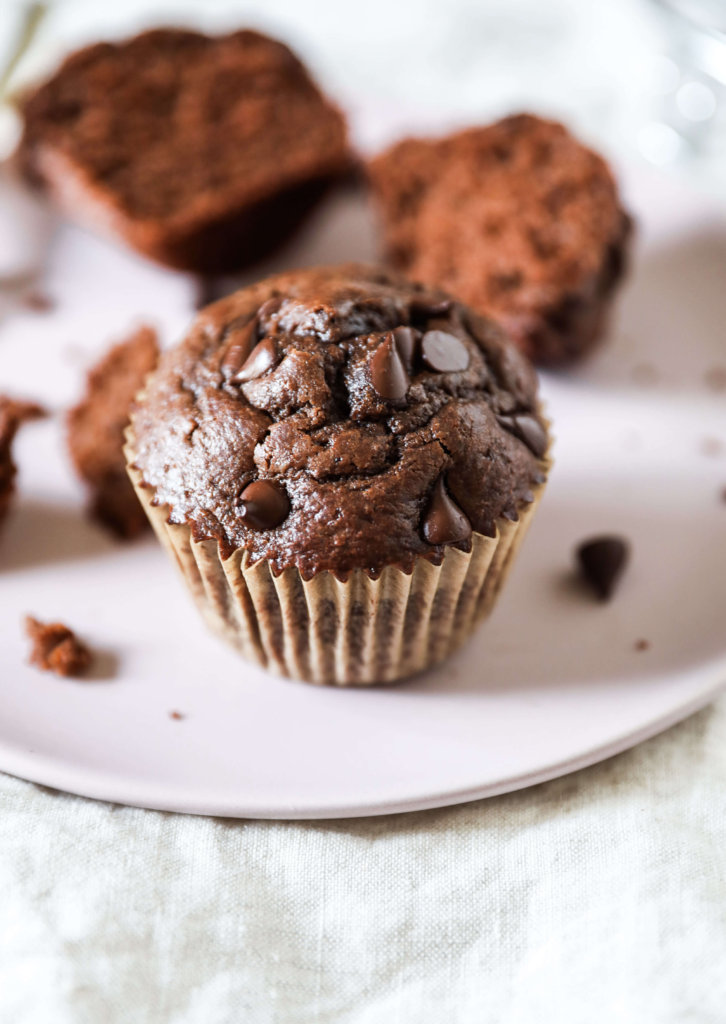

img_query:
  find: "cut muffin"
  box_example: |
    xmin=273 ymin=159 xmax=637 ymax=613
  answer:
xmin=18 ymin=28 xmax=353 ymax=272
xmin=68 ymin=326 xmax=159 ymax=538
xmin=126 ymin=263 xmax=550 ymax=685
xmin=25 ymin=616 xmax=92 ymax=677
xmin=0 ymin=396 xmax=46 ymax=530
xmin=368 ymin=114 xmax=632 ymax=365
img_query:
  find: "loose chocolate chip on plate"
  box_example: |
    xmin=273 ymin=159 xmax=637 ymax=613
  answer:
xmin=221 ymin=318 xmax=259 ymax=378
xmin=576 ymin=536 xmax=630 ymax=601
xmin=239 ymin=480 xmax=290 ymax=531
xmin=422 ymin=476 xmax=472 ymax=546
xmin=232 ymin=338 xmax=278 ymax=383
xmin=497 ymin=414 xmax=548 ymax=459
xmin=421 ymin=330 xmax=470 ymax=373
xmin=392 ymin=326 xmax=419 ymax=370
xmin=370 ymin=333 xmax=410 ymax=400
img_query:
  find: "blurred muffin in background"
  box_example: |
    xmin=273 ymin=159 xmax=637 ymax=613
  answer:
xmin=18 ymin=28 xmax=353 ymax=273
xmin=368 ymin=114 xmax=632 ymax=366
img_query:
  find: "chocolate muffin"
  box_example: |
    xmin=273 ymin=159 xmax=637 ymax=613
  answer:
xmin=68 ymin=326 xmax=159 ymax=538
xmin=18 ymin=28 xmax=352 ymax=273
xmin=368 ymin=114 xmax=632 ymax=365
xmin=126 ymin=264 xmax=550 ymax=685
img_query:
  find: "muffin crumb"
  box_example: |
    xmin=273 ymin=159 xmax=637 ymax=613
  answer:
xmin=67 ymin=326 xmax=159 ymax=538
xmin=25 ymin=616 xmax=92 ymax=677
xmin=0 ymin=396 xmax=47 ymax=528
xmin=634 ymin=638 xmax=650 ymax=652
xmin=705 ymin=366 xmax=726 ymax=393
xmin=22 ymin=290 xmax=55 ymax=313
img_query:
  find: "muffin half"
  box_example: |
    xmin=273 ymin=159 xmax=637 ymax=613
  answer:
xmin=368 ymin=115 xmax=631 ymax=366
xmin=18 ymin=29 xmax=353 ymax=273
xmin=125 ymin=264 xmax=550 ymax=684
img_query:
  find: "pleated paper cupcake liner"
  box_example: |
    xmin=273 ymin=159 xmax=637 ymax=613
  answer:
xmin=125 ymin=429 xmax=548 ymax=686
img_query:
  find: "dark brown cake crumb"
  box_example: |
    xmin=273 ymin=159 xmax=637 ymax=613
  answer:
xmin=0 ymin=396 xmax=46 ymax=528
xmin=19 ymin=28 xmax=352 ymax=273
xmin=634 ymin=638 xmax=650 ymax=652
xmin=25 ymin=616 xmax=92 ymax=677
xmin=22 ymin=290 xmax=55 ymax=313
xmin=368 ymin=114 xmax=632 ymax=366
xmin=705 ymin=367 xmax=726 ymax=393
xmin=67 ymin=326 xmax=159 ymax=538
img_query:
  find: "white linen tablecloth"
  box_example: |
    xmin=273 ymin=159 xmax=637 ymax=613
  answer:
xmin=2 ymin=695 xmax=725 ymax=1023
xmin=2 ymin=1 xmax=725 ymax=1020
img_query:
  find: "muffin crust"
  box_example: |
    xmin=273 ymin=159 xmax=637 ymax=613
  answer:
xmin=130 ymin=264 xmax=547 ymax=578
xmin=368 ymin=114 xmax=631 ymax=365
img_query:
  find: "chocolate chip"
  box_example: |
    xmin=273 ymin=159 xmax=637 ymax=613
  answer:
xmin=422 ymin=476 xmax=472 ymax=546
xmin=410 ymin=296 xmax=453 ymax=320
xmin=370 ymin=333 xmax=410 ymax=400
xmin=497 ymin=414 xmax=548 ymax=458
xmin=421 ymin=330 xmax=470 ymax=373
xmin=238 ymin=480 xmax=289 ymax=531
xmin=232 ymin=338 xmax=278 ymax=383
xmin=256 ymin=296 xmax=282 ymax=332
xmin=392 ymin=326 xmax=419 ymax=370
xmin=22 ymin=290 xmax=55 ymax=313
xmin=220 ymin=318 xmax=259 ymax=378
xmin=576 ymin=536 xmax=630 ymax=601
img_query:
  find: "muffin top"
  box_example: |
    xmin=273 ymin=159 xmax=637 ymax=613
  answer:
xmin=130 ymin=264 xmax=548 ymax=578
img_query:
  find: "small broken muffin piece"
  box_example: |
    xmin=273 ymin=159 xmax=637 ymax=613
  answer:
xmin=67 ymin=326 xmax=159 ymax=538
xmin=18 ymin=28 xmax=353 ymax=273
xmin=368 ymin=114 xmax=632 ymax=366
xmin=0 ymin=396 xmax=46 ymax=529
xmin=25 ymin=616 xmax=92 ymax=677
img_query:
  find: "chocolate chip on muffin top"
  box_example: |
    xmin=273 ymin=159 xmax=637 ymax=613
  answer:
xmin=129 ymin=264 xmax=548 ymax=578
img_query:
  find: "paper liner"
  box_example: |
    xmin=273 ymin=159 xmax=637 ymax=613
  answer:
xmin=125 ymin=430 xmax=548 ymax=686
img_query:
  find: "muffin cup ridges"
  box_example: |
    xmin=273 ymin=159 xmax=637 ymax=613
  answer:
xmin=124 ymin=425 xmax=549 ymax=686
